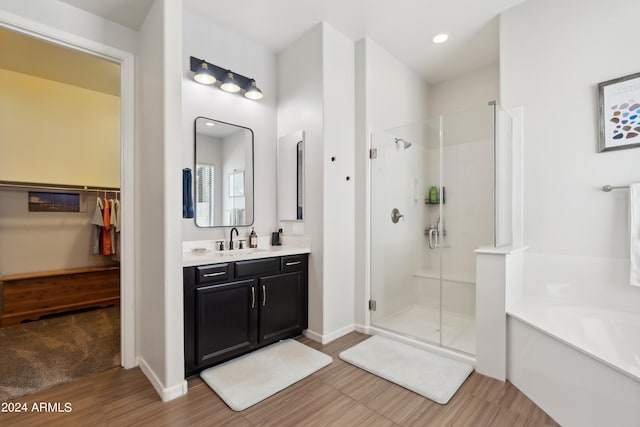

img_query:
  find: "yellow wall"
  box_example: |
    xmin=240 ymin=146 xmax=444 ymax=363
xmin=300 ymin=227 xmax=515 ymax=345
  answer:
xmin=0 ymin=68 xmax=120 ymax=187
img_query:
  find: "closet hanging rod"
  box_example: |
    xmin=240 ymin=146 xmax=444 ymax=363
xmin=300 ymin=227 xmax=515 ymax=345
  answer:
xmin=602 ymin=185 xmax=629 ymax=192
xmin=0 ymin=180 xmax=120 ymax=193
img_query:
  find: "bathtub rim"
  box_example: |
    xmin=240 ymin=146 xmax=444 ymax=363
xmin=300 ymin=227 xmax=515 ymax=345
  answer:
xmin=508 ymin=296 xmax=640 ymax=383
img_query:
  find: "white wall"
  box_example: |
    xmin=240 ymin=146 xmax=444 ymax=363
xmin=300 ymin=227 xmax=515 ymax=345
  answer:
xmin=162 ymin=0 xmax=185 ymax=399
xmin=321 ymin=23 xmax=355 ymax=337
xmin=277 ymin=23 xmax=356 ymax=341
xmin=429 ymin=63 xmax=499 ymax=117
xmin=278 ymin=24 xmax=324 ymax=336
xmin=500 ymin=0 xmax=640 ymax=291
xmin=355 ymin=38 xmax=429 ymax=327
xmin=136 ymin=0 xmax=186 ymax=401
xmin=136 ymin=0 xmax=165 ymax=394
xmin=181 ymin=8 xmax=277 ymax=243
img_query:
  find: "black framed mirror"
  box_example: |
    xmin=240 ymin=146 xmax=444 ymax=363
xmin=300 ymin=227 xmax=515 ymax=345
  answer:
xmin=194 ymin=117 xmax=254 ymax=227
xmin=277 ymin=130 xmax=304 ymax=221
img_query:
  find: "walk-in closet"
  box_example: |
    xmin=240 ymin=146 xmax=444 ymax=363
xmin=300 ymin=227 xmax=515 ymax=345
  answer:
xmin=0 ymin=27 xmax=122 ymax=401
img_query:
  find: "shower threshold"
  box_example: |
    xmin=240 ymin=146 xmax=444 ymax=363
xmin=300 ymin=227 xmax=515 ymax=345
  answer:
xmin=373 ymin=304 xmax=476 ymax=355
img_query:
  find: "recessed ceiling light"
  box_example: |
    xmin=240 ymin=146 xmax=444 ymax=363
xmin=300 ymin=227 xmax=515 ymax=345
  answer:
xmin=205 ymin=122 xmax=215 ymax=127
xmin=432 ymin=33 xmax=449 ymax=44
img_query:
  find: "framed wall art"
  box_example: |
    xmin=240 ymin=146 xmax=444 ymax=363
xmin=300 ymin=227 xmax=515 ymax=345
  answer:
xmin=28 ymin=191 xmax=80 ymax=212
xmin=598 ymin=72 xmax=640 ymax=152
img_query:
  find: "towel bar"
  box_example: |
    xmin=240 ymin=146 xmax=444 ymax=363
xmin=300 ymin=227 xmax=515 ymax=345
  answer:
xmin=602 ymin=185 xmax=630 ymax=192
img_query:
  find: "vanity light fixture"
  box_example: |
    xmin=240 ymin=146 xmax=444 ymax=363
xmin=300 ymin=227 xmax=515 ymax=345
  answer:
xmin=193 ymin=60 xmax=216 ymax=84
xmin=244 ymin=79 xmax=263 ymax=100
xmin=190 ymin=56 xmax=263 ymax=101
xmin=220 ymin=71 xmax=241 ymax=93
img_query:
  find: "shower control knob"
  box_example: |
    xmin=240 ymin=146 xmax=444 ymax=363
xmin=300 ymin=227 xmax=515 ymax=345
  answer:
xmin=391 ymin=208 xmax=404 ymax=223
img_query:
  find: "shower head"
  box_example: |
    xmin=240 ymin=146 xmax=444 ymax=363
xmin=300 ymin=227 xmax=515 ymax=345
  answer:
xmin=394 ymin=138 xmax=412 ymax=149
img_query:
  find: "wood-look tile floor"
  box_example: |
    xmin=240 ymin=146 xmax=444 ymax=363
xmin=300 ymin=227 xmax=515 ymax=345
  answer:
xmin=0 ymin=332 xmax=559 ymax=426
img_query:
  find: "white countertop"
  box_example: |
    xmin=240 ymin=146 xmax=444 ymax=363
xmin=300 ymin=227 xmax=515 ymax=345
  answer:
xmin=182 ymin=236 xmax=311 ymax=267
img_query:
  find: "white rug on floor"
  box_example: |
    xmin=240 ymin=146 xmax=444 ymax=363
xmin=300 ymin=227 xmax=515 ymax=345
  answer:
xmin=339 ymin=335 xmax=473 ymax=404
xmin=200 ymin=339 xmax=332 ymax=411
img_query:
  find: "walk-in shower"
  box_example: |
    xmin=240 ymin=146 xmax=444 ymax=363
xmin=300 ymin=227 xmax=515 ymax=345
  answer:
xmin=369 ymin=103 xmax=513 ymax=356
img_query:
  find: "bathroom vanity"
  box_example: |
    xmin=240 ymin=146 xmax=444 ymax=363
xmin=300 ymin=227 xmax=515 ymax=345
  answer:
xmin=185 ymin=116 xmax=310 ymax=376
xmin=183 ymin=247 xmax=309 ymax=377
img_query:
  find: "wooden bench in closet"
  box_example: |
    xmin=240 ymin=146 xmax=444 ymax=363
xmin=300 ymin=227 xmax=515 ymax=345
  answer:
xmin=0 ymin=266 xmax=119 ymax=327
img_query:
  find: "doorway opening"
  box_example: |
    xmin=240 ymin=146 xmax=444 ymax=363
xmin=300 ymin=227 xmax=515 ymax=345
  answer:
xmin=0 ymin=23 xmax=134 ymax=401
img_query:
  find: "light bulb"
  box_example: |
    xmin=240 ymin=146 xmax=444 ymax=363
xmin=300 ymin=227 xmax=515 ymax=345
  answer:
xmin=220 ymin=71 xmax=241 ymax=93
xmin=194 ymin=61 xmax=216 ymax=84
xmin=244 ymin=80 xmax=263 ymax=100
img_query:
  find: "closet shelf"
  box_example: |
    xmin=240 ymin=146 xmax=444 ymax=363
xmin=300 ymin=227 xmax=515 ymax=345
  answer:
xmin=0 ymin=180 xmax=120 ymax=193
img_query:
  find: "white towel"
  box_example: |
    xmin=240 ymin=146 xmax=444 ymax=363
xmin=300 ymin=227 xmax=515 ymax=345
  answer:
xmin=630 ymin=183 xmax=640 ymax=287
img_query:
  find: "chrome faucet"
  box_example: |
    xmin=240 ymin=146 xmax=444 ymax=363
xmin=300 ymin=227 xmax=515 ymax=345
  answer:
xmin=229 ymin=227 xmax=239 ymax=250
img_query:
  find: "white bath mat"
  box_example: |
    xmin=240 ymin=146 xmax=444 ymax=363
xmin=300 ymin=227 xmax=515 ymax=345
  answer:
xmin=200 ymin=339 xmax=332 ymax=411
xmin=339 ymin=335 xmax=472 ymax=404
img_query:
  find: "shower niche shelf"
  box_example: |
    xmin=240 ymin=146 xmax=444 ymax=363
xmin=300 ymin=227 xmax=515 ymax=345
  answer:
xmin=425 ymin=186 xmax=446 ymax=205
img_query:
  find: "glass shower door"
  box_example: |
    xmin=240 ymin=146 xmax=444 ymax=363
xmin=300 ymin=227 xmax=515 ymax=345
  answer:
xmin=369 ymin=123 xmax=442 ymax=344
xmin=438 ymin=105 xmax=495 ymax=355
xmin=369 ymin=104 xmax=501 ymax=356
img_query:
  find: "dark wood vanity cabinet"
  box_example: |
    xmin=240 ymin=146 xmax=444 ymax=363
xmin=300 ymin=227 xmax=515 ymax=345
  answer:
xmin=184 ymin=254 xmax=308 ymax=376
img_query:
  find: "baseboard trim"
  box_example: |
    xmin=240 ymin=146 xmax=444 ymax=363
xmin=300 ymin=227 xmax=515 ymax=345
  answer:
xmin=303 ymin=328 xmax=323 ymax=343
xmin=354 ymin=323 xmax=368 ymax=334
xmin=138 ymin=357 xmax=188 ymax=402
xmin=324 ymin=324 xmax=355 ymax=343
xmin=303 ymin=324 xmax=356 ymax=344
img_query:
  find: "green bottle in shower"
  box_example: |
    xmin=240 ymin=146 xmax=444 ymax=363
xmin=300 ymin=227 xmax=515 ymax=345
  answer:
xmin=429 ymin=186 xmax=438 ymax=204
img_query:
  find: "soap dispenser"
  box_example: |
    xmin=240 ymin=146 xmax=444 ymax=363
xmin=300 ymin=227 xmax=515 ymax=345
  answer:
xmin=249 ymin=227 xmax=258 ymax=248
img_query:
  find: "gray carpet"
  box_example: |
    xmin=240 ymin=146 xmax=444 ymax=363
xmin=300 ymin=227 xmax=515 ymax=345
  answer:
xmin=0 ymin=306 xmax=120 ymax=402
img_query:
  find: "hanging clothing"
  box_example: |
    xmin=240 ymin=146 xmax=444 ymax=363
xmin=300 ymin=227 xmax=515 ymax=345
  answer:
xmin=115 ymin=199 xmax=121 ymax=233
xmin=89 ymin=197 xmax=104 ymax=256
xmin=114 ymin=199 xmax=121 ymax=261
xmin=102 ymin=198 xmax=111 ymax=256
xmin=110 ymin=199 xmax=117 ymax=255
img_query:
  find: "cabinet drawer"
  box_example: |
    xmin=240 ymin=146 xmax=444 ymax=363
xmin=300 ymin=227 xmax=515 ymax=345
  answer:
xmin=197 ymin=263 xmax=233 ymax=284
xmin=281 ymin=255 xmax=306 ymax=273
xmin=235 ymin=258 xmax=279 ymax=278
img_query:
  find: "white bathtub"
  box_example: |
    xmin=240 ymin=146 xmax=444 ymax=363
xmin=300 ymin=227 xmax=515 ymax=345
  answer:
xmin=508 ymin=296 xmax=640 ymax=427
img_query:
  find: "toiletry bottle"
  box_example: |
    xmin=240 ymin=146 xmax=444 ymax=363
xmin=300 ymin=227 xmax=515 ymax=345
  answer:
xmin=249 ymin=227 xmax=258 ymax=248
xmin=429 ymin=186 xmax=439 ymax=204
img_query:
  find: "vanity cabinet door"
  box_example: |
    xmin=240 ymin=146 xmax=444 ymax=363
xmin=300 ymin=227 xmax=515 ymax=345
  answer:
xmin=195 ymin=279 xmax=258 ymax=368
xmin=259 ymin=272 xmax=304 ymax=345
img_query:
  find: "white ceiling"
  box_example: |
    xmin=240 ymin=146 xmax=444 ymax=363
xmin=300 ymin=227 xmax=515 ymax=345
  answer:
xmin=57 ymin=0 xmax=526 ymax=84
xmin=57 ymin=0 xmax=154 ymax=30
